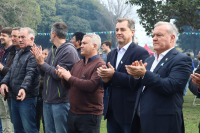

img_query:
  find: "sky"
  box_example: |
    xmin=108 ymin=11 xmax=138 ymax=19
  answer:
xmin=100 ymin=0 xmax=153 ymax=47
xmin=131 ymin=6 xmax=153 ymax=47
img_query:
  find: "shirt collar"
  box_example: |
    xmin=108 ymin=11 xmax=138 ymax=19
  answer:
xmin=117 ymin=41 xmax=132 ymax=52
xmin=5 ymin=45 xmax=13 ymax=52
xmin=83 ymin=54 xmax=99 ymax=64
xmin=154 ymin=47 xmax=174 ymax=59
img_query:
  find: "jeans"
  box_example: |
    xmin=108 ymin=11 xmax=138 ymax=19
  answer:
xmin=0 ymin=119 xmax=2 ymax=133
xmin=11 ymin=97 xmax=38 ymax=133
xmin=43 ymin=102 xmax=70 ymax=133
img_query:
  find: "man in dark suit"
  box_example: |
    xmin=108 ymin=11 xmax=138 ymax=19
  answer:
xmin=97 ymin=18 xmax=149 ymax=133
xmin=126 ymin=21 xmax=192 ymax=133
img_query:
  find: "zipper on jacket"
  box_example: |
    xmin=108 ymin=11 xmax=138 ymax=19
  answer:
xmin=57 ymin=87 xmax=61 ymax=98
xmin=45 ymin=45 xmax=58 ymax=101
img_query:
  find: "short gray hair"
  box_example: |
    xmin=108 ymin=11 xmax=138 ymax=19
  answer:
xmin=84 ymin=33 xmax=101 ymax=51
xmin=20 ymin=27 xmax=35 ymax=39
xmin=51 ymin=22 xmax=68 ymax=39
xmin=154 ymin=21 xmax=178 ymax=42
xmin=117 ymin=18 xmax=135 ymax=30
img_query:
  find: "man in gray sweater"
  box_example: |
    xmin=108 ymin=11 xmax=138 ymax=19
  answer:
xmin=31 ymin=22 xmax=79 ymax=133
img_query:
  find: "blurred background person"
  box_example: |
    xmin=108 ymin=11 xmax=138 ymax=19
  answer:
xmin=101 ymin=41 xmax=112 ymax=115
xmin=183 ymin=53 xmax=195 ymax=95
xmin=101 ymin=41 xmax=111 ymax=63
xmin=70 ymin=32 xmax=85 ymax=59
xmin=35 ymin=48 xmax=49 ymax=132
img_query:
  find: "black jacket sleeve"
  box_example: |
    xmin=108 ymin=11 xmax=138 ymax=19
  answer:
xmin=189 ymin=66 xmax=200 ymax=97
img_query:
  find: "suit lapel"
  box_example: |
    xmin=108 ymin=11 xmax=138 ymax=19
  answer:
xmin=109 ymin=49 xmax=118 ymax=70
xmin=117 ymin=42 xmax=135 ymax=71
xmin=153 ymin=48 xmax=178 ymax=73
xmin=145 ymin=56 xmax=155 ymax=71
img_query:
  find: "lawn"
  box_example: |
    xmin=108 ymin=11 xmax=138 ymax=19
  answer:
xmin=183 ymin=90 xmax=200 ymax=133
xmin=39 ymin=90 xmax=200 ymax=133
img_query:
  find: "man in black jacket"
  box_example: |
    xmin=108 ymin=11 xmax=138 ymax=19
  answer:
xmin=189 ymin=64 xmax=200 ymax=133
xmin=0 ymin=27 xmax=39 ymax=133
xmin=189 ymin=66 xmax=200 ymax=96
xmin=0 ymin=27 xmax=21 ymax=132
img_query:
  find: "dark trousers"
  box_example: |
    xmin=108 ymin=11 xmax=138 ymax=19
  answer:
xmin=107 ymin=111 xmax=131 ymax=133
xmin=35 ymin=96 xmax=45 ymax=132
xmin=67 ymin=110 xmax=102 ymax=133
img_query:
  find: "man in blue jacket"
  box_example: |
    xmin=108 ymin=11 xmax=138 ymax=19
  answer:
xmin=31 ymin=22 xmax=79 ymax=133
xmin=126 ymin=21 xmax=192 ymax=133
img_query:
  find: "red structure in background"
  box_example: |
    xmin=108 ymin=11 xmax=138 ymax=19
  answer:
xmin=144 ymin=44 xmax=154 ymax=55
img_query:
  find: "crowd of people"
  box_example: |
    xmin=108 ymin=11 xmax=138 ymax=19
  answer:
xmin=0 ymin=18 xmax=199 ymax=133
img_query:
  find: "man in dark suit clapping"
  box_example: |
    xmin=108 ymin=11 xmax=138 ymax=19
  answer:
xmin=97 ymin=18 xmax=149 ymax=133
xmin=126 ymin=21 xmax=192 ymax=133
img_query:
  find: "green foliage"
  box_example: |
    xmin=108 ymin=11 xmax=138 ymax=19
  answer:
xmin=128 ymin=0 xmax=200 ymax=35
xmin=177 ymin=33 xmax=200 ymax=56
xmin=0 ymin=0 xmax=42 ymax=29
xmin=67 ymin=16 xmax=91 ymax=33
xmin=128 ymin=0 xmax=200 ymax=56
xmin=0 ymin=0 xmax=114 ymax=48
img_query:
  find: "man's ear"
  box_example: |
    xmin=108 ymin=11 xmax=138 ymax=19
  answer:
xmin=77 ymin=40 xmax=81 ymax=45
xmin=93 ymin=43 xmax=97 ymax=49
xmin=30 ymin=37 xmax=34 ymax=41
xmin=131 ymin=29 xmax=135 ymax=37
xmin=170 ymin=35 xmax=175 ymax=43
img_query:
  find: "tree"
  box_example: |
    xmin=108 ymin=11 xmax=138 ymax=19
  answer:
xmin=128 ymin=0 xmax=200 ymax=56
xmin=0 ymin=0 xmax=41 ymax=29
xmin=128 ymin=0 xmax=200 ymax=35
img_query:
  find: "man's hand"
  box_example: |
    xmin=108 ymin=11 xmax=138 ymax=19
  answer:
xmin=0 ymin=84 xmax=8 ymax=97
xmin=16 ymin=89 xmax=26 ymax=101
xmin=97 ymin=62 xmax=115 ymax=83
xmin=55 ymin=65 xmax=71 ymax=81
xmin=191 ymin=73 xmax=200 ymax=89
xmin=30 ymin=43 xmax=45 ymax=66
xmin=125 ymin=60 xmax=147 ymax=78
xmin=0 ymin=63 xmax=4 ymax=71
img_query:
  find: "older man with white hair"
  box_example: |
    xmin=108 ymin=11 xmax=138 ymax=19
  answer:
xmin=55 ymin=33 xmax=105 ymax=133
xmin=126 ymin=21 xmax=192 ymax=133
xmin=0 ymin=27 xmax=40 ymax=133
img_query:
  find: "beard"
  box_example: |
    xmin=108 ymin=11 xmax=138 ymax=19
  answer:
xmin=1 ymin=41 xmax=6 ymax=46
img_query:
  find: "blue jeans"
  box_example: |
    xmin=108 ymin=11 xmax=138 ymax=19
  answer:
xmin=11 ymin=97 xmax=38 ymax=133
xmin=0 ymin=118 xmax=2 ymax=133
xmin=43 ymin=102 xmax=70 ymax=133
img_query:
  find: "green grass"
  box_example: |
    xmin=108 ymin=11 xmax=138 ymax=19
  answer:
xmin=183 ymin=90 xmax=200 ymax=133
xmin=39 ymin=90 xmax=200 ymax=133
